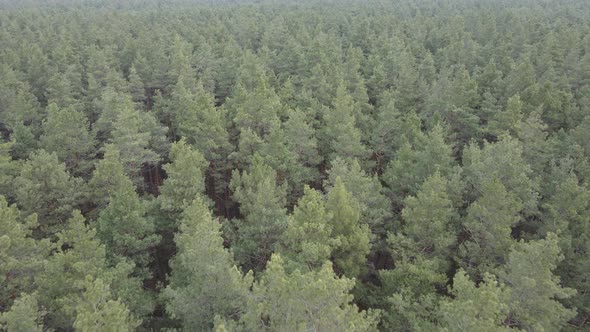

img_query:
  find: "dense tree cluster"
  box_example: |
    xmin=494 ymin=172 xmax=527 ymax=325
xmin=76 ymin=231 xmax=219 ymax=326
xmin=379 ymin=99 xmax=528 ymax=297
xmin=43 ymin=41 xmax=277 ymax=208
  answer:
xmin=1 ymin=0 xmax=589 ymax=330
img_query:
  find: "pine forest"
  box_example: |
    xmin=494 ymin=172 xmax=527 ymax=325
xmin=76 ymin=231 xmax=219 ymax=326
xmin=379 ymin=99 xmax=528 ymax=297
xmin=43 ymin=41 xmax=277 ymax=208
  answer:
xmin=0 ymin=0 xmax=589 ymax=330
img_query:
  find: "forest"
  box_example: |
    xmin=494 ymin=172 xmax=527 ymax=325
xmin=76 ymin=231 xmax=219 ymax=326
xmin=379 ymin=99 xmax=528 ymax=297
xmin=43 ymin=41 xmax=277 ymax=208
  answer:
xmin=0 ymin=0 xmax=589 ymax=330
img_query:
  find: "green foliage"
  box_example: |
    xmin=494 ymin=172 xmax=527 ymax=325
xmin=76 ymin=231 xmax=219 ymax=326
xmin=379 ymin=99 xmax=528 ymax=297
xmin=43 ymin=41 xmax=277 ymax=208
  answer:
xmin=159 ymin=139 xmax=208 ymax=217
xmin=279 ymin=186 xmax=334 ymax=272
xmin=325 ymin=158 xmax=391 ymax=254
xmin=458 ymin=178 xmax=522 ymax=275
xmin=438 ymin=270 xmax=509 ymax=332
xmin=463 ymin=136 xmax=539 ymax=215
xmin=36 ymin=211 xmax=149 ymax=329
xmin=0 ymin=143 xmax=19 ymax=202
xmin=0 ymin=293 xmax=44 ymax=332
xmin=40 ymin=103 xmax=95 ymax=174
xmin=370 ymin=90 xmax=402 ymax=172
xmin=379 ymin=256 xmax=445 ymax=331
xmin=164 ymin=198 xmax=252 ymax=331
xmin=325 ymin=177 xmax=371 ymax=278
xmin=401 ymin=172 xmax=457 ymax=265
xmin=14 ymin=150 xmax=85 ymax=236
xmin=487 ymin=94 xmax=524 ymax=138
xmin=97 ymin=180 xmax=159 ymax=278
xmin=500 ymin=233 xmax=577 ymax=331
xmin=541 ymin=171 xmax=590 ymax=321
xmin=0 ymin=197 xmax=49 ymax=313
xmin=382 ymin=123 xmax=454 ymax=208
xmin=88 ymin=144 xmax=132 ymax=210
xmin=240 ymin=254 xmax=379 ymax=331
xmin=109 ymin=105 xmax=163 ymax=184
xmin=2 ymin=1 xmax=590 ymax=330
xmin=282 ymin=109 xmax=321 ymax=178
xmin=322 ymin=82 xmax=368 ymax=164
xmin=230 ymin=155 xmax=288 ymax=272
xmin=73 ymin=277 xmax=140 ymax=332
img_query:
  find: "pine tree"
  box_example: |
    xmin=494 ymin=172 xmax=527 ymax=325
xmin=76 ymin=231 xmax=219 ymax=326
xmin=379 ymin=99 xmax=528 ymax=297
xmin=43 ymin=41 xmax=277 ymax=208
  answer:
xmin=458 ymin=179 xmax=522 ymax=276
xmin=159 ymin=139 xmax=208 ymax=220
xmin=325 ymin=158 xmax=392 ymax=256
xmin=40 ymin=103 xmax=95 ymax=175
xmin=229 ymin=155 xmax=288 ymax=272
xmin=325 ymin=177 xmax=371 ymax=278
xmin=36 ymin=211 xmax=150 ymax=329
xmin=109 ymin=105 xmax=162 ymax=185
xmin=516 ymin=110 xmax=550 ymax=176
xmin=322 ymin=82 xmax=368 ymax=164
xmin=127 ymin=65 xmax=145 ymax=104
xmin=163 ymin=198 xmax=252 ymax=330
xmin=0 ymin=142 xmax=19 ymax=201
xmin=88 ymin=144 xmax=132 ymax=210
xmin=73 ymin=277 xmax=140 ymax=332
xmin=93 ymin=88 xmax=136 ymax=140
xmin=14 ymin=150 xmax=85 ymax=236
xmin=9 ymin=123 xmax=38 ymax=160
xmin=463 ymin=136 xmax=539 ymax=216
xmin=240 ymin=254 xmax=378 ymax=331
xmin=401 ymin=172 xmax=457 ymax=265
xmin=45 ymin=71 xmax=79 ymax=109
xmin=280 ymin=108 xmax=321 ymax=197
xmin=487 ymin=94 xmax=524 ymax=138
xmin=0 ymin=67 xmax=42 ymax=130
xmin=438 ymin=270 xmax=509 ymax=332
xmin=370 ymin=90 xmax=402 ymax=173
xmin=382 ymin=123 xmax=454 ymax=209
xmin=96 ymin=181 xmax=159 ymax=279
xmin=172 ymin=81 xmax=232 ymax=196
xmin=541 ymin=172 xmax=590 ymax=322
xmin=378 ymin=254 xmax=446 ymax=331
xmin=225 ymin=52 xmax=282 ymax=139
xmin=279 ymin=186 xmax=334 ymax=272
xmin=0 ymin=197 xmax=49 ymax=312
xmin=0 ymin=293 xmax=44 ymax=332
xmin=500 ymin=233 xmax=577 ymax=331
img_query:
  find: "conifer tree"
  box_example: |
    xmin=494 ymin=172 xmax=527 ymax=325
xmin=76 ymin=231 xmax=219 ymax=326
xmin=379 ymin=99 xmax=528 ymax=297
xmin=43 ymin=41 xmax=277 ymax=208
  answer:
xmin=0 ymin=142 xmax=19 ymax=201
xmin=438 ymin=270 xmax=509 ymax=332
xmin=0 ymin=293 xmax=44 ymax=332
xmin=240 ymin=255 xmax=378 ymax=331
xmin=325 ymin=177 xmax=371 ymax=278
xmin=500 ymin=233 xmax=577 ymax=331
xmin=458 ymin=178 xmax=522 ymax=276
xmin=541 ymin=172 xmax=590 ymax=322
xmin=463 ymin=136 xmax=539 ymax=215
xmin=401 ymin=172 xmax=457 ymax=265
xmin=0 ymin=197 xmax=49 ymax=312
xmin=40 ymin=103 xmax=95 ymax=174
xmin=487 ymin=94 xmax=524 ymax=138
xmin=382 ymin=123 xmax=454 ymax=208
xmin=36 ymin=211 xmax=151 ymax=329
xmin=158 ymin=139 xmax=208 ymax=220
xmin=14 ymin=150 xmax=85 ymax=236
xmin=88 ymin=144 xmax=132 ymax=210
xmin=109 ymin=105 xmax=162 ymax=184
xmin=370 ymin=90 xmax=402 ymax=173
xmin=279 ymin=186 xmax=334 ymax=272
xmin=230 ymin=155 xmax=288 ymax=272
xmin=325 ymin=158 xmax=392 ymax=255
xmin=96 ymin=181 xmax=159 ymax=279
xmin=127 ymin=65 xmax=145 ymax=104
xmin=164 ymin=198 xmax=252 ymax=330
xmin=73 ymin=277 xmax=140 ymax=332
xmin=322 ymin=82 xmax=368 ymax=164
